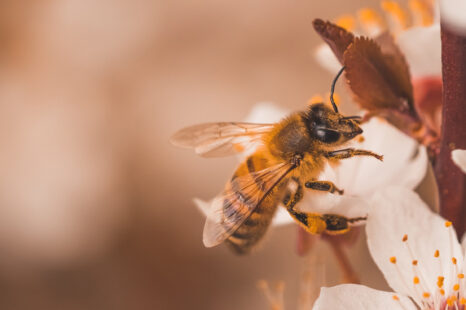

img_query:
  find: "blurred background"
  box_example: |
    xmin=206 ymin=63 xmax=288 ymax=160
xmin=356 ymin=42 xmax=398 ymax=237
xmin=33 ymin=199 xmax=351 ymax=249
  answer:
xmin=0 ymin=1 xmax=433 ymax=309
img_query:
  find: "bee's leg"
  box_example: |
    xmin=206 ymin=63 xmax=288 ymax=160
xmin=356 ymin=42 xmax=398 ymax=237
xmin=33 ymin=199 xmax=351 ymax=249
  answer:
xmin=283 ymin=183 xmax=327 ymax=234
xmin=305 ymin=181 xmax=344 ymax=195
xmin=322 ymin=214 xmax=367 ymax=234
xmin=326 ymin=148 xmax=383 ymax=161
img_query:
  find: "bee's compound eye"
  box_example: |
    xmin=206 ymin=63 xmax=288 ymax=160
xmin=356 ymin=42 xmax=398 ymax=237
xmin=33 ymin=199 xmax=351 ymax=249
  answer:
xmin=315 ymin=128 xmax=341 ymax=143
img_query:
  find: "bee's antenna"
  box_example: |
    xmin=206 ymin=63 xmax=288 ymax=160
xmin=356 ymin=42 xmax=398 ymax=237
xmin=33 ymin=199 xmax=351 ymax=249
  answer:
xmin=330 ymin=66 xmax=345 ymax=113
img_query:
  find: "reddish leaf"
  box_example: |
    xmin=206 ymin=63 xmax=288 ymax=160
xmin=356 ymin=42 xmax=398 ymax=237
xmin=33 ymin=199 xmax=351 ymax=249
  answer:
xmin=313 ymin=20 xmax=438 ymax=144
xmin=374 ymin=32 xmax=413 ymax=99
xmin=313 ymin=19 xmax=354 ymax=63
xmin=343 ymin=37 xmax=414 ymax=114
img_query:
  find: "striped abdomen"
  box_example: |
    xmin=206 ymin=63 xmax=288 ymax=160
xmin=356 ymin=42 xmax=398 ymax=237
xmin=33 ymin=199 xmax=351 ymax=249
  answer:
xmin=224 ymin=155 xmax=287 ymax=254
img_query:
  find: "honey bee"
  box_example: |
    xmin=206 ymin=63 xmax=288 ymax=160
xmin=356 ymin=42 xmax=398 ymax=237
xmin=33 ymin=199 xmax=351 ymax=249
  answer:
xmin=171 ymin=68 xmax=382 ymax=254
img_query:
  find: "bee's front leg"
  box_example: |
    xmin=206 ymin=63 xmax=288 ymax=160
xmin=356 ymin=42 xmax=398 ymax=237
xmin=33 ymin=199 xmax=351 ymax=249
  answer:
xmin=326 ymin=148 xmax=383 ymax=161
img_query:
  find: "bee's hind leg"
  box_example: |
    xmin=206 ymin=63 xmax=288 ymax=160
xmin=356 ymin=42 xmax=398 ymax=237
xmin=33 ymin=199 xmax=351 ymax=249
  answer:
xmin=305 ymin=180 xmax=344 ymax=195
xmin=322 ymin=214 xmax=367 ymax=235
xmin=283 ymin=182 xmax=327 ymax=235
xmin=283 ymin=180 xmax=366 ymax=235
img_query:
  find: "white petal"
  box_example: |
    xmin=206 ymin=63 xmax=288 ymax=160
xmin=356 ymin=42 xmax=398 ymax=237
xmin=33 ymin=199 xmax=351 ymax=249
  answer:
xmin=366 ymin=187 xmax=464 ymax=302
xmin=397 ymin=24 xmax=441 ymax=78
xmin=271 ymin=206 xmax=294 ymax=226
xmin=452 ymin=149 xmax=466 ymax=173
xmin=335 ymin=118 xmax=427 ymax=195
xmin=298 ymin=186 xmax=371 ymax=219
xmin=463 ymin=233 xmax=466 ymax=254
xmin=463 ymin=233 xmax=466 ymax=271
xmin=242 ymin=102 xmax=289 ymax=124
xmin=440 ymin=0 xmax=466 ymax=35
xmin=314 ymin=44 xmax=342 ymax=74
xmin=299 ymin=118 xmax=427 ymax=217
xmin=312 ymin=284 xmax=416 ymax=310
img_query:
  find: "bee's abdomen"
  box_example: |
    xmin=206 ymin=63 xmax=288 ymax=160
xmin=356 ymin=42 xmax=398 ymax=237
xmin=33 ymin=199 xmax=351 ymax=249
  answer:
xmin=226 ymin=199 xmax=278 ymax=254
xmin=224 ymin=155 xmax=281 ymax=254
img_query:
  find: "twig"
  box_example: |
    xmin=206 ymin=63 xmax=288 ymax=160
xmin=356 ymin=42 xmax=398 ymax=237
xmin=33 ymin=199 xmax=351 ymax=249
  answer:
xmin=326 ymin=236 xmax=360 ymax=284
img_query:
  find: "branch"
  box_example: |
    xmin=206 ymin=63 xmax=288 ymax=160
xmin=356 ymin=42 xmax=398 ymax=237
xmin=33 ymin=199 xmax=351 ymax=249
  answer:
xmin=436 ymin=24 xmax=466 ymax=237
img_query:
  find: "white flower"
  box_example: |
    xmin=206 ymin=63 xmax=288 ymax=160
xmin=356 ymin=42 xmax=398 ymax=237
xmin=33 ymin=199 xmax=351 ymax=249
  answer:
xmin=452 ymin=149 xmax=466 ymax=174
xmin=396 ymin=23 xmax=441 ymax=78
xmin=195 ymin=103 xmax=427 ymax=227
xmin=313 ymin=187 xmax=466 ymax=310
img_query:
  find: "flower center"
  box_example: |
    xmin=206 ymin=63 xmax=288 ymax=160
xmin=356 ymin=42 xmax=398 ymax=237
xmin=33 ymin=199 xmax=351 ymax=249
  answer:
xmin=389 ymin=221 xmax=465 ymax=310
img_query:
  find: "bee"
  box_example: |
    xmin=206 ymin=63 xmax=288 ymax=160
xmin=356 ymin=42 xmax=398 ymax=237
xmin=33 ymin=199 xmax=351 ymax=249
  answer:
xmin=171 ymin=67 xmax=382 ymax=254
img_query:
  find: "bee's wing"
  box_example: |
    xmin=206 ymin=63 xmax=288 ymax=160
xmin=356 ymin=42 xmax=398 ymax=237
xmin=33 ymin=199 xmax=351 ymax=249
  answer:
xmin=203 ymin=162 xmax=295 ymax=247
xmin=170 ymin=122 xmax=274 ymax=157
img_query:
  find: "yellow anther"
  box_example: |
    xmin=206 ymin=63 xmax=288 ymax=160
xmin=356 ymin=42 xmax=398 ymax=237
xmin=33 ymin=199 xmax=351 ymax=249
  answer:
xmin=445 ymin=221 xmax=452 ymax=227
xmin=439 ymin=288 xmax=445 ymax=296
xmin=458 ymin=273 xmax=464 ymax=279
xmin=392 ymin=295 xmax=399 ymax=301
xmin=409 ymin=0 xmax=433 ymax=26
xmin=453 ymin=284 xmax=460 ymax=291
xmin=336 ymin=15 xmax=356 ymax=31
xmin=437 ymin=276 xmax=445 ymax=288
xmin=422 ymin=292 xmax=431 ymax=298
xmin=413 ymin=276 xmax=420 ymax=284
xmin=309 ymin=95 xmax=324 ymax=105
xmin=390 ymin=256 xmax=397 ymax=264
xmin=452 ymin=257 xmax=457 ymax=265
xmin=447 ymin=297 xmax=454 ymax=306
xmin=357 ymin=8 xmax=385 ymax=35
xmin=412 ymin=260 xmax=418 ymax=266
xmin=402 ymin=234 xmax=408 ymax=242
xmin=381 ymin=1 xmax=409 ymax=30
xmin=358 ymin=8 xmax=384 ymax=26
xmin=460 ymin=297 xmax=466 ymax=305
xmin=434 ymin=250 xmax=440 ymax=257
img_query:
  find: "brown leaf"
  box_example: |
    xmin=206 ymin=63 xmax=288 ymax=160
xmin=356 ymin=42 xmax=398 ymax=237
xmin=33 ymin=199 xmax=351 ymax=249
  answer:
xmin=374 ymin=32 xmax=413 ymax=101
xmin=312 ymin=19 xmax=354 ymax=63
xmin=343 ymin=36 xmax=414 ymax=114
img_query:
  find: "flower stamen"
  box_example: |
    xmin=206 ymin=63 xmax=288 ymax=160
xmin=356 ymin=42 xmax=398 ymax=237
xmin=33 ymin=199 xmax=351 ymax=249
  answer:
xmin=402 ymin=235 xmax=431 ymax=297
xmin=408 ymin=0 xmax=433 ymax=26
xmin=335 ymin=15 xmax=356 ymax=31
xmin=357 ymin=8 xmax=385 ymax=36
xmin=381 ymin=1 xmax=410 ymax=33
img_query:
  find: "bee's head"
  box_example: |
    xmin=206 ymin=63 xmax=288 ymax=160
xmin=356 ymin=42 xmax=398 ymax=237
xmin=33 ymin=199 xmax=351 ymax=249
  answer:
xmin=304 ymin=103 xmax=363 ymax=146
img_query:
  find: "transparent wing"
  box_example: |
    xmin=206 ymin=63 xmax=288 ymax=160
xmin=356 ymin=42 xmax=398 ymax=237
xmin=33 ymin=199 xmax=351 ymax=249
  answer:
xmin=170 ymin=122 xmax=274 ymax=157
xmin=203 ymin=162 xmax=295 ymax=247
